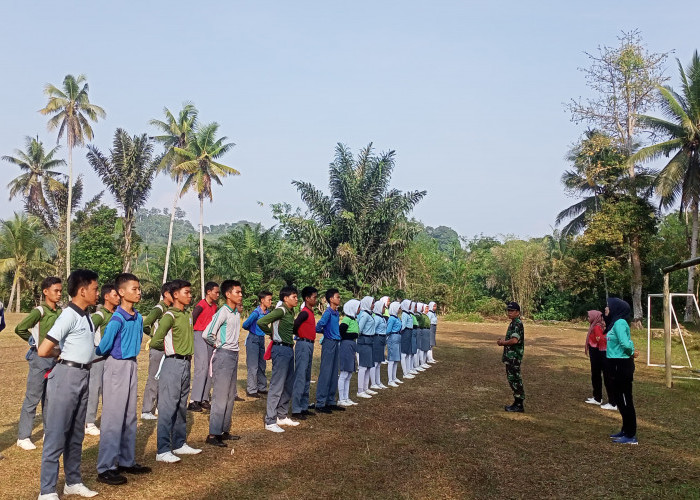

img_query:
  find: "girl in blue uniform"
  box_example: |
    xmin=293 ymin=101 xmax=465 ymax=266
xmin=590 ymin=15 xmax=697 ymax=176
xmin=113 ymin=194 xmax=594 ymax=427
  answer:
xmin=400 ymin=300 xmax=415 ymax=379
xmin=371 ymin=297 xmax=389 ymax=390
xmin=356 ymin=296 xmax=376 ymax=399
xmin=386 ymin=301 xmax=403 ymax=386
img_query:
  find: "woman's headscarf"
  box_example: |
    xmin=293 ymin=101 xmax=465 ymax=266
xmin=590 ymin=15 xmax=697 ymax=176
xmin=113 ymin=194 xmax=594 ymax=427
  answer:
xmin=343 ymin=299 xmax=361 ymax=319
xmin=389 ymin=301 xmax=401 ymax=316
xmin=410 ymin=301 xmax=417 ymax=313
xmin=360 ymin=296 xmax=374 ymax=313
xmin=401 ymin=299 xmax=412 ymax=312
xmin=605 ymin=297 xmax=630 ymax=333
xmin=373 ymin=298 xmax=387 ymax=315
xmin=415 ymin=302 xmax=424 ymax=315
xmin=428 ymin=301 xmax=436 ymax=312
xmin=587 ymin=310 xmax=605 ymax=337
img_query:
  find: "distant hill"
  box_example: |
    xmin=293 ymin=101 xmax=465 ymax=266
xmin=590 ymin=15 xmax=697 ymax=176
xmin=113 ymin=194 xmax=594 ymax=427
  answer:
xmin=135 ymin=207 xmax=261 ymax=246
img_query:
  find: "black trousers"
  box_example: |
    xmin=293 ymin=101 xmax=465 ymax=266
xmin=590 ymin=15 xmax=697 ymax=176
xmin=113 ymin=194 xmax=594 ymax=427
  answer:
xmin=609 ymin=357 xmax=636 ymax=437
xmin=589 ymin=347 xmax=615 ymax=405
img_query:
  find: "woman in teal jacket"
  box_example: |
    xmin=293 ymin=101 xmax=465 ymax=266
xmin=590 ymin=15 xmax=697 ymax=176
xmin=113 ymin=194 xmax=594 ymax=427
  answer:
xmin=605 ymin=297 xmax=638 ymax=445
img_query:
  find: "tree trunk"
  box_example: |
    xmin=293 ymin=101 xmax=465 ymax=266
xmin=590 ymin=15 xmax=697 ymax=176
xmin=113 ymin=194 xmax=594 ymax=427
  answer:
xmin=162 ymin=177 xmax=182 ymax=284
xmin=199 ymin=196 xmax=205 ymax=299
xmin=15 ymin=273 xmax=21 ymax=313
xmin=685 ymin=199 xmax=699 ymax=321
xmin=7 ymin=272 xmax=18 ymax=313
xmin=123 ymin=212 xmax=133 ymax=273
xmin=65 ymin=145 xmax=73 ymax=279
xmin=630 ymin=235 xmax=643 ymax=328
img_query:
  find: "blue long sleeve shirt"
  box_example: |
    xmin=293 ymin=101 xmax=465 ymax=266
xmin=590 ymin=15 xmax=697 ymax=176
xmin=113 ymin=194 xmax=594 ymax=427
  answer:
xmin=243 ymin=307 xmax=268 ymax=336
xmin=96 ymin=306 xmax=143 ymax=359
xmin=401 ymin=312 xmax=414 ymax=330
xmin=357 ymin=311 xmax=376 ymax=335
xmin=373 ymin=314 xmax=387 ymax=335
xmin=315 ymin=307 xmax=340 ymax=340
xmin=387 ymin=315 xmax=401 ymax=334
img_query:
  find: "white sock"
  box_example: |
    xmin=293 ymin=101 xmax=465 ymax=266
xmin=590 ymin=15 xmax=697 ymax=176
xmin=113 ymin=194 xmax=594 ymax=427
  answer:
xmin=364 ymin=368 xmax=371 ymax=391
xmin=414 ymin=353 xmax=420 ymax=368
xmin=393 ymin=362 xmax=399 ymax=380
xmin=370 ymin=363 xmax=378 ymax=387
xmin=400 ymin=354 xmax=406 ymax=375
xmin=387 ymin=361 xmax=394 ymax=382
xmin=357 ymin=367 xmax=366 ymax=394
xmin=421 ymin=351 xmax=426 ymax=365
xmin=346 ymin=373 xmax=352 ymax=400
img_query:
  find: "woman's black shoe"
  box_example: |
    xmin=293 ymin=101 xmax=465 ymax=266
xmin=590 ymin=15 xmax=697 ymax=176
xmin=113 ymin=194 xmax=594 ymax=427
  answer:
xmin=206 ymin=435 xmax=227 ymax=447
xmin=118 ymin=463 xmax=152 ymax=474
xmin=97 ymin=469 xmax=128 ymax=485
xmin=222 ymin=432 xmax=241 ymax=441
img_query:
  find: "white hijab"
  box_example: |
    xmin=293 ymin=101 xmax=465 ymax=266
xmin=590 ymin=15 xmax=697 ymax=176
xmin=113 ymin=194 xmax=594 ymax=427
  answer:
xmin=389 ymin=301 xmax=401 ymax=316
xmin=401 ymin=299 xmax=412 ymax=312
xmin=373 ymin=298 xmax=387 ymax=315
xmin=360 ymin=296 xmax=374 ymax=313
xmin=343 ymin=299 xmax=361 ymax=318
xmin=428 ymin=301 xmax=436 ymax=312
xmin=415 ymin=302 xmax=424 ymax=315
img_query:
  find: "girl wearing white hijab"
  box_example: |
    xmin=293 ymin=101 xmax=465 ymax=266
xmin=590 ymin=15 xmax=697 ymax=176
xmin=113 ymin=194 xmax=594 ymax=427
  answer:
xmin=414 ymin=303 xmax=427 ymax=371
xmin=419 ymin=303 xmax=431 ymax=369
xmin=427 ymin=302 xmax=438 ymax=363
xmin=411 ymin=302 xmax=424 ymax=372
xmin=399 ymin=300 xmax=415 ymax=379
xmin=370 ymin=297 xmax=390 ymax=390
xmin=386 ymin=301 xmax=403 ymax=386
xmin=356 ymin=296 xmax=376 ymax=398
xmin=338 ymin=300 xmax=361 ymax=406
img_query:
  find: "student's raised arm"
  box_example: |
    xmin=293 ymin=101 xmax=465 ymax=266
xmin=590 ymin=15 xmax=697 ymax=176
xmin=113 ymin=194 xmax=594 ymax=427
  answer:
xmin=315 ymin=309 xmax=330 ymax=333
xmin=204 ymin=308 xmax=226 ymax=347
xmin=96 ymin=318 xmax=120 ymax=356
xmin=242 ymin=309 xmax=259 ymax=332
xmin=15 ymin=308 xmax=42 ymax=342
xmin=142 ymin=304 xmax=164 ymax=336
xmin=150 ymin=313 xmax=175 ymax=351
xmin=38 ymin=311 xmax=72 ymax=358
xmin=257 ymin=307 xmax=283 ymax=335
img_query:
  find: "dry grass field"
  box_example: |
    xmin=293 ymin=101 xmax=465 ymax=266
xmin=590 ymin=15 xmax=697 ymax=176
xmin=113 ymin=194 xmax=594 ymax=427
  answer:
xmin=1 ymin=313 xmax=699 ymax=499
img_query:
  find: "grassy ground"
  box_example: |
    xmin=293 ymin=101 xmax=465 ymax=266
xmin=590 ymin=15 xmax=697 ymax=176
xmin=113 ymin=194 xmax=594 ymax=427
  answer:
xmin=1 ymin=313 xmax=699 ymax=499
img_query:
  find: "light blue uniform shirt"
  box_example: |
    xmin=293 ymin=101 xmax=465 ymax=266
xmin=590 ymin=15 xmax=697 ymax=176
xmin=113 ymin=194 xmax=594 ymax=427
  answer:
xmin=387 ymin=315 xmax=401 ymax=334
xmin=373 ymin=314 xmax=387 ymax=335
xmin=357 ymin=311 xmax=376 ymax=336
xmin=45 ymin=303 xmax=95 ymax=365
xmin=401 ymin=312 xmax=414 ymax=330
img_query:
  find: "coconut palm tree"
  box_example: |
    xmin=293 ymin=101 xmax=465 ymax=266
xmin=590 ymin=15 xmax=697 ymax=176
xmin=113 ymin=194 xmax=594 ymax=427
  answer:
xmin=149 ymin=103 xmax=198 ymax=283
xmin=630 ymin=51 xmax=700 ymax=320
xmin=175 ymin=122 xmax=238 ymax=296
xmin=0 ymin=213 xmax=50 ymax=312
xmin=3 ymin=136 xmax=65 ymax=213
xmin=86 ymin=129 xmax=158 ymax=272
xmin=39 ymin=74 xmax=106 ymax=277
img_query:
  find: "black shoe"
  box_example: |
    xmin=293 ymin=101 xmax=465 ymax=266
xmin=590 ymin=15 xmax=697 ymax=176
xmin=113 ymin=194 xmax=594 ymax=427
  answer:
xmin=258 ymin=389 xmax=268 ymax=394
xmin=504 ymin=404 xmax=524 ymax=413
xmin=307 ymin=403 xmax=316 ymax=409
xmin=316 ymin=406 xmax=332 ymax=414
xmin=301 ymin=409 xmax=316 ymax=417
xmin=187 ymin=401 xmax=202 ymax=412
xmin=246 ymin=392 xmax=261 ymax=398
xmin=291 ymin=412 xmax=307 ymax=420
xmin=206 ymin=435 xmax=227 ymax=447
xmin=328 ymin=405 xmax=346 ymax=412
xmin=97 ymin=469 xmax=128 ymax=485
xmin=235 ymin=395 xmax=245 ymax=402
xmin=200 ymin=401 xmax=211 ymax=411
xmin=221 ymin=432 xmax=241 ymax=441
xmin=118 ymin=463 xmax=151 ymax=474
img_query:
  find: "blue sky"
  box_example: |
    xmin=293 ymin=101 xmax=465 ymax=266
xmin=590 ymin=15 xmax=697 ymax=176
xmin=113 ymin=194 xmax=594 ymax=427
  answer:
xmin=1 ymin=1 xmax=697 ymax=239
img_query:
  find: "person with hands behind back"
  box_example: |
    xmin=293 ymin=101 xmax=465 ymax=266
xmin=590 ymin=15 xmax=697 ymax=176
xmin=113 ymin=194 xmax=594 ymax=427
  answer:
xmin=497 ymin=301 xmax=525 ymax=413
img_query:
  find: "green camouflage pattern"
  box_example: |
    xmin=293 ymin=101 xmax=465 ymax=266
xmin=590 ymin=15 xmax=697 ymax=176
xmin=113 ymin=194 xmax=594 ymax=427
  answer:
xmin=505 ymin=359 xmax=525 ymax=400
xmin=501 ymin=317 xmax=524 ymax=362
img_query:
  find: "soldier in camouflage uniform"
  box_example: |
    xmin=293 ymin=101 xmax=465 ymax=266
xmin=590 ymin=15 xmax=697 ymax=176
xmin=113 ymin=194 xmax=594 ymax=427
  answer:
xmin=497 ymin=301 xmax=524 ymax=412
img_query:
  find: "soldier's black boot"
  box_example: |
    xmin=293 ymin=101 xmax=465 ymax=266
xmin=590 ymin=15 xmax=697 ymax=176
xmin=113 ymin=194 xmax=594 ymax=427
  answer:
xmin=505 ymin=399 xmax=524 ymax=413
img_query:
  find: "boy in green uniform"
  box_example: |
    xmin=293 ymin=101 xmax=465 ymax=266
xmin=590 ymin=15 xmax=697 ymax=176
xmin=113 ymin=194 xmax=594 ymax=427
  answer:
xmin=150 ymin=279 xmax=202 ymax=462
xmin=85 ymin=283 xmax=121 ymax=436
xmin=257 ymin=286 xmax=298 ymax=433
xmin=140 ymin=282 xmax=173 ymax=420
xmin=497 ymin=301 xmax=525 ymax=412
xmin=15 ymin=276 xmax=63 ymax=451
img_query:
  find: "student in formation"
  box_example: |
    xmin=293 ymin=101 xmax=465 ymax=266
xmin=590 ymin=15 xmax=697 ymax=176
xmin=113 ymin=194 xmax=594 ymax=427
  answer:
xmin=356 ymin=296 xmax=376 ymax=399
xmin=411 ymin=302 xmax=423 ymax=372
xmin=399 ymin=299 xmax=416 ymax=380
xmin=242 ymin=290 xmax=272 ymax=398
xmin=314 ymin=288 xmax=342 ymax=413
xmin=584 ymin=310 xmax=615 ymax=409
xmin=370 ymin=296 xmax=390 ymax=390
xmin=85 ymin=283 xmax=121 ymax=437
xmin=418 ymin=303 xmax=432 ymax=369
xmin=95 ymin=273 xmax=151 ymax=485
xmin=385 ymin=301 xmax=403 ymax=387
xmin=257 ymin=286 xmax=299 ymax=433
xmin=140 ymin=281 xmax=173 ymax=420
xmin=15 ymin=276 xmax=63 ymax=451
xmin=497 ymin=301 xmax=525 ymax=413
xmin=427 ymin=301 xmax=438 ymax=363
xmin=150 ymin=279 xmax=202 ymax=462
xmin=291 ymin=286 xmax=320 ymax=419
xmin=38 ymin=269 xmax=99 ymax=500
xmin=190 ymin=281 xmax=220 ymax=412
xmin=203 ymin=280 xmax=244 ymax=447
xmin=337 ymin=299 xmax=361 ymax=406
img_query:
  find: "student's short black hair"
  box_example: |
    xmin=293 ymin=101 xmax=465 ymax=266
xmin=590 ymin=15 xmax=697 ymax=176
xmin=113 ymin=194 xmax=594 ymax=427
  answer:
xmin=169 ymin=280 xmax=191 ymax=294
xmin=221 ymin=280 xmax=242 ymax=295
xmin=40 ymin=276 xmax=62 ymax=293
xmin=205 ymin=281 xmax=219 ymax=293
xmin=257 ymin=290 xmax=273 ymax=301
xmin=325 ymin=288 xmax=340 ymax=302
xmin=67 ymin=269 xmax=99 ymax=297
xmin=161 ymin=281 xmax=172 ymax=297
xmin=301 ymin=286 xmax=318 ymax=300
xmin=100 ymin=283 xmax=117 ymax=302
xmin=115 ymin=273 xmax=139 ymax=291
xmin=279 ymin=286 xmax=298 ymax=301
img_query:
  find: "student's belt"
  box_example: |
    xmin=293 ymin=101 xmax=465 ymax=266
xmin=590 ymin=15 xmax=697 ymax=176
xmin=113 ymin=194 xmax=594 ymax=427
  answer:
xmin=58 ymin=359 xmax=91 ymax=370
xmin=296 ymin=337 xmax=314 ymax=343
xmin=165 ymin=354 xmax=192 ymax=360
xmin=272 ymin=341 xmax=293 ymax=347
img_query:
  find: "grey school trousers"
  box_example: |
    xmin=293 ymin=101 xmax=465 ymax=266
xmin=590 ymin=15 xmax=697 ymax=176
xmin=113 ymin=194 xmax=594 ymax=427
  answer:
xmin=265 ymin=344 xmax=295 ymax=425
xmin=142 ymin=348 xmax=164 ymax=413
xmin=157 ymin=357 xmax=191 ymax=454
xmin=245 ymin=334 xmax=267 ymax=394
xmin=292 ymin=340 xmax=314 ymax=414
xmin=97 ymin=358 xmax=138 ymax=473
xmin=191 ymin=332 xmax=213 ymax=402
xmin=40 ymin=363 xmax=89 ymax=494
xmin=315 ymin=338 xmax=339 ymax=408
xmin=18 ymin=348 xmax=56 ymax=440
xmin=86 ymin=358 xmax=104 ymax=424
xmin=209 ymin=349 xmax=239 ymax=436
